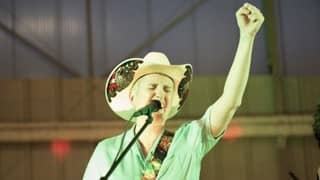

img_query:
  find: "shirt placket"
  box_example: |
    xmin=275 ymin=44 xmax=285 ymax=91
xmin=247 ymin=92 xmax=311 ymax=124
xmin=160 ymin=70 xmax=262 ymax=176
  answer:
xmin=137 ymin=130 xmax=165 ymax=179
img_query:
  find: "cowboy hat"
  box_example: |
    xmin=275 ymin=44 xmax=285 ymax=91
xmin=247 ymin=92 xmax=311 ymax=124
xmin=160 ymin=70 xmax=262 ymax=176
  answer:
xmin=105 ymin=52 xmax=192 ymax=121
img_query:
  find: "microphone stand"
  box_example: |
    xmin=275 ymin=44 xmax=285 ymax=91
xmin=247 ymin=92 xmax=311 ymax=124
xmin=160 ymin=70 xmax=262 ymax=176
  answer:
xmin=100 ymin=114 xmax=153 ymax=180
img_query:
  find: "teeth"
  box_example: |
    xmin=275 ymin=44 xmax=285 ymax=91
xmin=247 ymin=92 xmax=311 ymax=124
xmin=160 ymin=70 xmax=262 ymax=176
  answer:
xmin=159 ymin=102 xmax=164 ymax=108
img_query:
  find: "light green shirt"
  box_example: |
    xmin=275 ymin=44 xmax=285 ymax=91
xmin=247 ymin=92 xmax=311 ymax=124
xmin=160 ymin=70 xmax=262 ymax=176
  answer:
xmin=83 ymin=106 xmax=224 ymax=180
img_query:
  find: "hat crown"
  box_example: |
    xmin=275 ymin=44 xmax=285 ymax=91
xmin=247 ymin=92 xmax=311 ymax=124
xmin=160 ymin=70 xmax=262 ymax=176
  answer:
xmin=143 ymin=52 xmax=171 ymax=65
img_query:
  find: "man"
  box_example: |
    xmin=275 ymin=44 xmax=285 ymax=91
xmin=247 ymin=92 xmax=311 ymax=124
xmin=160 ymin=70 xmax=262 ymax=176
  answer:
xmin=84 ymin=2 xmax=264 ymax=180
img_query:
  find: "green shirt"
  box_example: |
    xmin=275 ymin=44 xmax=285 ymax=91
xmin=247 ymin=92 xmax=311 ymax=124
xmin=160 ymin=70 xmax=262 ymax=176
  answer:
xmin=83 ymin=106 xmax=223 ymax=180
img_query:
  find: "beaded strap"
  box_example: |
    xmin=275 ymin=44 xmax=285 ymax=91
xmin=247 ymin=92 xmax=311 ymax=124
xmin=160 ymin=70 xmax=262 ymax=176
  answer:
xmin=142 ymin=130 xmax=174 ymax=179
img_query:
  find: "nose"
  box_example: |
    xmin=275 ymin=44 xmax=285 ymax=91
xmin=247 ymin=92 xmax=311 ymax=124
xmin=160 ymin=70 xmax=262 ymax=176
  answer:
xmin=154 ymin=87 xmax=164 ymax=98
xmin=153 ymin=88 xmax=165 ymax=106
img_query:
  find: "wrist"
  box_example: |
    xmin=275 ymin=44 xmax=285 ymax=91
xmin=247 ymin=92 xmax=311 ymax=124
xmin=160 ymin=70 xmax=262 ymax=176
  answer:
xmin=239 ymin=32 xmax=256 ymax=42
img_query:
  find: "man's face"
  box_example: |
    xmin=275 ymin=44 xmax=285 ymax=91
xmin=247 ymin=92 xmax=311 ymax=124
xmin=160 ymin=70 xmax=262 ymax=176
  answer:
xmin=130 ymin=74 xmax=174 ymax=121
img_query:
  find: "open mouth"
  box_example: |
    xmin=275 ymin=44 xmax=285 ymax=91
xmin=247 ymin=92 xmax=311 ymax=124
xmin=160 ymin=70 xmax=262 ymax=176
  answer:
xmin=151 ymin=99 xmax=165 ymax=108
xmin=150 ymin=99 xmax=167 ymax=114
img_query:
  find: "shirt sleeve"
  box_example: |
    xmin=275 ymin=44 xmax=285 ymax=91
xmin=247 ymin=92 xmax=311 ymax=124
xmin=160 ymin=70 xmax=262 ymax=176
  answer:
xmin=83 ymin=142 xmax=106 ymax=180
xmin=199 ymin=104 xmax=225 ymax=156
xmin=175 ymin=105 xmax=225 ymax=159
xmin=201 ymin=104 xmax=225 ymax=139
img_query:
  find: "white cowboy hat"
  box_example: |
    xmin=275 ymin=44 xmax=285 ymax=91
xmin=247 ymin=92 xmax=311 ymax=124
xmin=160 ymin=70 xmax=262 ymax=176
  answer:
xmin=105 ymin=52 xmax=192 ymax=121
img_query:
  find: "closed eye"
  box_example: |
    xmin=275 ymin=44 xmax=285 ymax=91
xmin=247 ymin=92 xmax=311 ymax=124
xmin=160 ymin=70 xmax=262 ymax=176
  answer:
xmin=164 ymin=86 xmax=172 ymax=93
xmin=148 ymin=84 xmax=157 ymax=90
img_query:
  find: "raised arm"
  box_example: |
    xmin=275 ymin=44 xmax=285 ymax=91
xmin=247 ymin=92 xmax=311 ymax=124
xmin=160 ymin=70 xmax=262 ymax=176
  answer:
xmin=209 ymin=3 xmax=264 ymax=137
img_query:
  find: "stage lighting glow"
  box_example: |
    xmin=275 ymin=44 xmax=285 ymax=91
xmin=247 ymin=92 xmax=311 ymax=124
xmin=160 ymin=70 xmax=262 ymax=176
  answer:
xmin=223 ymin=122 xmax=243 ymax=140
xmin=50 ymin=140 xmax=71 ymax=161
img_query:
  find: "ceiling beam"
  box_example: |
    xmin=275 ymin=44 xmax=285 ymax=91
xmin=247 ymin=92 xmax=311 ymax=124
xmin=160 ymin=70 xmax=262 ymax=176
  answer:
xmin=102 ymin=0 xmax=209 ymax=77
xmin=262 ymin=0 xmax=285 ymax=113
xmin=0 ymin=19 xmax=81 ymax=76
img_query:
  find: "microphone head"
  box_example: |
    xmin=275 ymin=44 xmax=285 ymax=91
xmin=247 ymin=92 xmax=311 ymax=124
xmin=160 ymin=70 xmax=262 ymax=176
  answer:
xmin=150 ymin=99 xmax=162 ymax=111
xmin=131 ymin=99 xmax=162 ymax=118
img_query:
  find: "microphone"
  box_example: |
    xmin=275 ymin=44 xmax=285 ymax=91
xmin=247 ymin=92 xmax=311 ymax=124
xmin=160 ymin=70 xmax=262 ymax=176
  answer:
xmin=132 ymin=100 xmax=162 ymax=118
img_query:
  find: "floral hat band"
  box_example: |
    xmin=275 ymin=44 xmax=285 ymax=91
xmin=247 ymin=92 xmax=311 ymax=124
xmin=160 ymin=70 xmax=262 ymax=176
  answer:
xmin=105 ymin=52 xmax=193 ymax=121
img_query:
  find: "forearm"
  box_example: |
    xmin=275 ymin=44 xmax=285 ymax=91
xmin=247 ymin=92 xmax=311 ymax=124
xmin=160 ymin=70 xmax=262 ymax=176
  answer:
xmin=222 ymin=35 xmax=255 ymax=107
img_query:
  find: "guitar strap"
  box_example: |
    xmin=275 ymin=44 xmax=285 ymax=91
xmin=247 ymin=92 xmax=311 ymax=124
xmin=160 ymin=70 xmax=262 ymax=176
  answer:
xmin=142 ymin=130 xmax=174 ymax=179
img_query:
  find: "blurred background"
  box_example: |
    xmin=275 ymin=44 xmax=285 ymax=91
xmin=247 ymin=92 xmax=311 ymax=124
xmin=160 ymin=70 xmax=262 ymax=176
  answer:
xmin=0 ymin=0 xmax=319 ymax=179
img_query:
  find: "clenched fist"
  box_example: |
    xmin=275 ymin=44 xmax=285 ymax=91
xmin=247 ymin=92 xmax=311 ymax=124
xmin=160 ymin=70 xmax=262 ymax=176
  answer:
xmin=236 ymin=2 xmax=264 ymax=37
